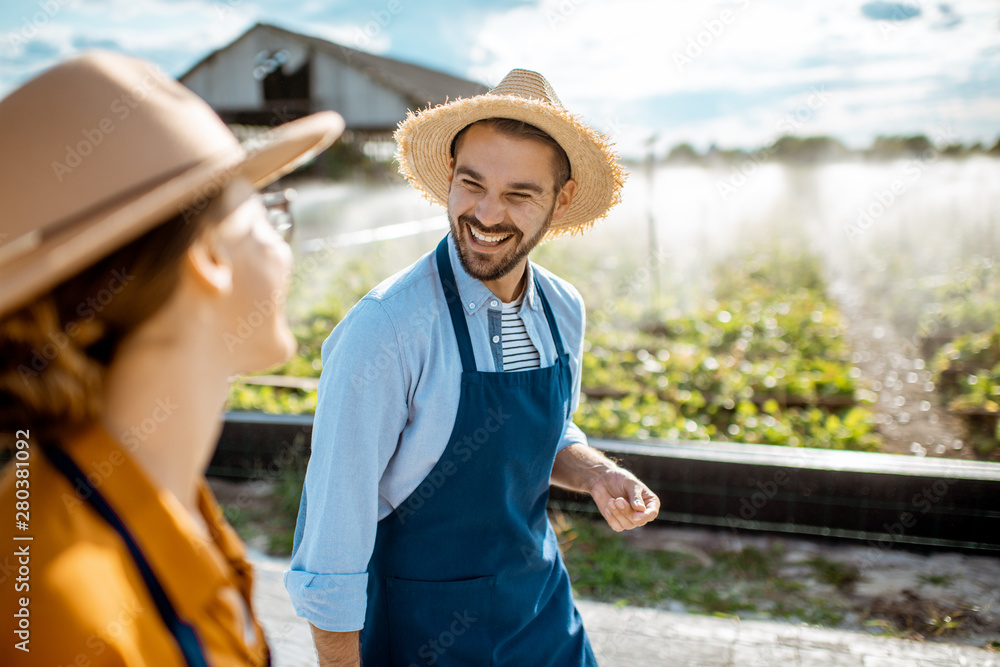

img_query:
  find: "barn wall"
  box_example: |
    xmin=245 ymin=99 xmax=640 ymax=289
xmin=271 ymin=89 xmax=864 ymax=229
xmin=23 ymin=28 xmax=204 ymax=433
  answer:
xmin=183 ymin=25 xmax=410 ymax=131
xmin=184 ymin=26 xmax=310 ymax=110
xmin=311 ymin=51 xmax=411 ymax=129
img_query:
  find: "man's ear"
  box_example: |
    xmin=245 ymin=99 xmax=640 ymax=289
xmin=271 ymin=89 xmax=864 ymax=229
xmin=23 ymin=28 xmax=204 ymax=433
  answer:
xmin=551 ymin=179 xmax=578 ymax=223
xmin=184 ymin=230 xmax=234 ymax=296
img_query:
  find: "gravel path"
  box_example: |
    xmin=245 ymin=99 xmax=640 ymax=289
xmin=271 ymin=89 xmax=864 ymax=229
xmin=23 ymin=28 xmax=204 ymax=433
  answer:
xmin=248 ymin=546 xmax=1000 ymax=666
xmin=827 ymin=277 xmax=970 ymax=458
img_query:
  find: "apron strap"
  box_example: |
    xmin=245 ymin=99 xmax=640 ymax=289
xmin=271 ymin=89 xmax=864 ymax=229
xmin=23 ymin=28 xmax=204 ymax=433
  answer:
xmin=41 ymin=445 xmax=210 ymax=667
xmin=534 ymin=276 xmax=567 ymax=359
xmin=436 ymin=236 xmax=477 ymax=373
xmin=437 ymin=235 xmax=569 ymax=368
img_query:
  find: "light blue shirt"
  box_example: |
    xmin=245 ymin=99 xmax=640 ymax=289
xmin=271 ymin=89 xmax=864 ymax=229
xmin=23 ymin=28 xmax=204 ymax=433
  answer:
xmin=283 ymin=233 xmax=589 ymax=632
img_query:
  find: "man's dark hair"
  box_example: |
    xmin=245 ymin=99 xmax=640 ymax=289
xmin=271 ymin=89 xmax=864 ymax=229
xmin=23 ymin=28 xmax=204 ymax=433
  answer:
xmin=450 ymin=118 xmax=572 ymax=191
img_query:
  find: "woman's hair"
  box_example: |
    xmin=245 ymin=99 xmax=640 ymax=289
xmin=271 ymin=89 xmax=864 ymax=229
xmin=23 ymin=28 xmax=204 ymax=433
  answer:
xmin=0 ymin=204 xmax=218 ymax=445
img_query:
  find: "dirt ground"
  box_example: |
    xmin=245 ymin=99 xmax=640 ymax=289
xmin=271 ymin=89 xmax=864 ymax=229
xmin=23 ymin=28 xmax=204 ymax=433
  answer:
xmin=626 ymin=523 xmax=1000 ymax=649
xmin=209 ymin=477 xmax=1000 ymax=649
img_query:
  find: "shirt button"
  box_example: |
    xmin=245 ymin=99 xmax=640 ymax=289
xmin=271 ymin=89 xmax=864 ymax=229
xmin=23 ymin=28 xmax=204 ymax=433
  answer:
xmin=468 ymin=302 xmax=475 ymax=309
xmin=492 ymin=335 xmax=500 ymax=343
xmin=490 ymin=300 xmax=498 ymax=307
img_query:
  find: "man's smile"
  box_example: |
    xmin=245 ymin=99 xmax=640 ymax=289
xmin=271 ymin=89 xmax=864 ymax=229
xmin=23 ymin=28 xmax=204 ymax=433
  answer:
xmin=463 ymin=218 xmax=518 ymax=253
xmin=470 ymin=226 xmax=512 ymax=246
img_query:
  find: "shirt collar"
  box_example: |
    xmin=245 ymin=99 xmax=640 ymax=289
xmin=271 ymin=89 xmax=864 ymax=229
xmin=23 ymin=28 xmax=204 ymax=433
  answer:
xmin=446 ymin=232 xmax=540 ymax=314
xmin=61 ymin=424 xmax=249 ymax=620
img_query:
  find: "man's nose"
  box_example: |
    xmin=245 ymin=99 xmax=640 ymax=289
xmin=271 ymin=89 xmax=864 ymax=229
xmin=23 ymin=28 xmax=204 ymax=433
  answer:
xmin=475 ymin=194 xmax=506 ymax=226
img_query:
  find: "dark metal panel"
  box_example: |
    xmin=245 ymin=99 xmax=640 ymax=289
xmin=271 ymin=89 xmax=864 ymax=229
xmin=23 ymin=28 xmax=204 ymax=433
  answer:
xmin=210 ymin=413 xmax=1000 ymax=552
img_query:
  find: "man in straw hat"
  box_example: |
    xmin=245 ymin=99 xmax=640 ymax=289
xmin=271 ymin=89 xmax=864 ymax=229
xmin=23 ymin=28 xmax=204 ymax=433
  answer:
xmin=287 ymin=69 xmax=660 ymax=665
xmin=0 ymin=51 xmax=343 ymax=665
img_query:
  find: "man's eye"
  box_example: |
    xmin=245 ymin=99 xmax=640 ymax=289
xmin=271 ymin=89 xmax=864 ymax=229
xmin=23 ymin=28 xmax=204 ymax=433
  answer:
xmin=509 ymin=193 xmax=532 ymax=200
xmin=462 ymin=179 xmax=483 ymax=190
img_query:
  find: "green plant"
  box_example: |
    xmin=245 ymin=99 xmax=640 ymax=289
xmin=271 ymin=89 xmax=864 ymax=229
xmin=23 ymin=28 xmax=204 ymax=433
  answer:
xmin=233 ymin=228 xmax=887 ymax=453
xmin=807 ymin=555 xmax=860 ymax=589
xmin=863 ymin=618 xmax=910 ymax=639
xmin=575 ymin=271 xmax=882 ymax=451
xmin=917 ymin=572 xmax=953 ymax=587
xmin=264 ymin=454 xmax=308 ymax=556
xmin=559 ymin=515 xmax=845 ymax=624
xmin=931 ymin=324 xmax=1000 ymax=457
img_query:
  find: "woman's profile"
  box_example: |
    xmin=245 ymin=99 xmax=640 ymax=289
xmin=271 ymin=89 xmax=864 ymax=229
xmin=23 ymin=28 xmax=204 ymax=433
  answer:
xmin=0 ymin=51 xmax=343 ymax=665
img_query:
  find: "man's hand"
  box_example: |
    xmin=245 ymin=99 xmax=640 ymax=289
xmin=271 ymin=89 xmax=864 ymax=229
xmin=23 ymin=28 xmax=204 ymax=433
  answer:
xmin=550 ymin=443 xmax=660 ymax=531
xmin=589 ymin=468 xmax=660 ymax=532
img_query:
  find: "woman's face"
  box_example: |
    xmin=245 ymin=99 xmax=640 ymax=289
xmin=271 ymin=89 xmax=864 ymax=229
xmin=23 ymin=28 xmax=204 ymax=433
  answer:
xmin=210 ymin=178 xmax=296 ymax=373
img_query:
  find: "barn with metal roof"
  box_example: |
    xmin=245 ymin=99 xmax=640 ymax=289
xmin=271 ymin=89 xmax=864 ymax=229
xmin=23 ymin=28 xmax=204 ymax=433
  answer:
xmin=180 ymin=22 xmax=487 ymax=138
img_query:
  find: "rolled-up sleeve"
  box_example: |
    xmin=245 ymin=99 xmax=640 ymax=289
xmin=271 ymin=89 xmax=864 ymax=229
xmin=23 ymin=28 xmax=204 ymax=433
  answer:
xmin=284 ymin=298 xmax=408 ymax=632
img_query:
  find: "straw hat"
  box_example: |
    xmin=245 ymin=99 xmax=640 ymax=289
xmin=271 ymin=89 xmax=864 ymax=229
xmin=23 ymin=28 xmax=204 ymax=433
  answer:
xmin=394 ymin=68 xmax=625 ymax=239
xmin=0 ymin=50 xmax=344 ymax=317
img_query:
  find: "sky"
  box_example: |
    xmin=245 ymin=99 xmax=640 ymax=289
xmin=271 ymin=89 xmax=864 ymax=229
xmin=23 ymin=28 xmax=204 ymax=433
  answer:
xmin=1 ymin=0 xmax=998 ymax=157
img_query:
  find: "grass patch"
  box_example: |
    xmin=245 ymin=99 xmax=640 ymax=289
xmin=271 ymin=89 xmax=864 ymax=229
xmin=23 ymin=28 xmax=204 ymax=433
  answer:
xmin=807 ymin=555 xmax=860 ymax=590
xmin=862 ymin=589 xmax=980 ymax=640
xmin=218 ymin=438 xmax=309 ymax=556
xmin=558 ymin=514 xmax=844 ymax=625
xmin=265 ymin=459 xmax=307 ymax=555
xmin=917 ymin=572 xmax=954 ymax=587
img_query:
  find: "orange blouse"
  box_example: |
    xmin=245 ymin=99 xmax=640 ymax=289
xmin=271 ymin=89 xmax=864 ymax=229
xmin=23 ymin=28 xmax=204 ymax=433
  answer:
xmin=1 ymin=425 xmax=269 ymax=666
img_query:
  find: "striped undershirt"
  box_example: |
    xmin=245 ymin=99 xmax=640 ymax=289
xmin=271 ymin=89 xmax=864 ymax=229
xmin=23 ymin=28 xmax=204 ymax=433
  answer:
xmin=501 ymin=292 xmax=540 ymax=371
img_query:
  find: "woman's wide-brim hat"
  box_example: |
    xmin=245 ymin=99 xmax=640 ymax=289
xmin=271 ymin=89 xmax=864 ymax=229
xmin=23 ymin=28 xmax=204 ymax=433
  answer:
xmin=394 ymin=68 xmax=625 ymax=239
xmin=0 ymin=50 xmax=345 ymax=318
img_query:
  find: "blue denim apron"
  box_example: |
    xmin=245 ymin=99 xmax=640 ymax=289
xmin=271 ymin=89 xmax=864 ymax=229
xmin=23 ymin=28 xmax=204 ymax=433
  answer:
xmin=361 ymin=237 xmax=596 ymax=666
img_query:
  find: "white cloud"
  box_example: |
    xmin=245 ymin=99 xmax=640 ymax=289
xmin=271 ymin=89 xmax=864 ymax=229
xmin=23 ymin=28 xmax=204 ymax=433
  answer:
xmin=460 ymin=0 xmax=999 ymax=154
xmin=0 ymin=0 xmax=996 ymax=155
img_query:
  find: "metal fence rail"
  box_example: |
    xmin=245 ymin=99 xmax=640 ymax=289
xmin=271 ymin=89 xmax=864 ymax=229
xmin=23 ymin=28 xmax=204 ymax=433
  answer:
xmin=212 ymin=411 xmax=1000 ymax=552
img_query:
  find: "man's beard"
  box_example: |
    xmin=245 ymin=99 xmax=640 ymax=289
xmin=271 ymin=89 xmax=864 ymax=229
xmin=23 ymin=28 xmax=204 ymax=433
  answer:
xmin=449 ymin=208 xmax=553 ymax=283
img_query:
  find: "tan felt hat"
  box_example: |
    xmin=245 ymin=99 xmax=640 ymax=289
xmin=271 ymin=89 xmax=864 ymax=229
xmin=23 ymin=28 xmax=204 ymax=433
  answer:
xmin=394 ymin=68 xmax=625 ymax=239
xmin=0 ymin=50 xmax=345 ymax=318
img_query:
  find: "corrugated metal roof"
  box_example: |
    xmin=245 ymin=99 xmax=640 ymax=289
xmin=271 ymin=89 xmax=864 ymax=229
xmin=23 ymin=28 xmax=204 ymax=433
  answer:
xmin=180 ymin=22 xmax=488 ymax=110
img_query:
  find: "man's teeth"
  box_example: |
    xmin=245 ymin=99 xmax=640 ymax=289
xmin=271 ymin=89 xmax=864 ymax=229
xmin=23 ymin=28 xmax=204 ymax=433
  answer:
xmin=470 ymin=227 xmax=512 ymax=244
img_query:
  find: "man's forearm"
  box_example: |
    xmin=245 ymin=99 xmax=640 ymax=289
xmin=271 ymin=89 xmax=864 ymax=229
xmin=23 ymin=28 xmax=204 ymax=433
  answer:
xmin=310 ymin=624 xmax=361 ymax=667
xmin=550 ymin=443 xmax=616 ymax=493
